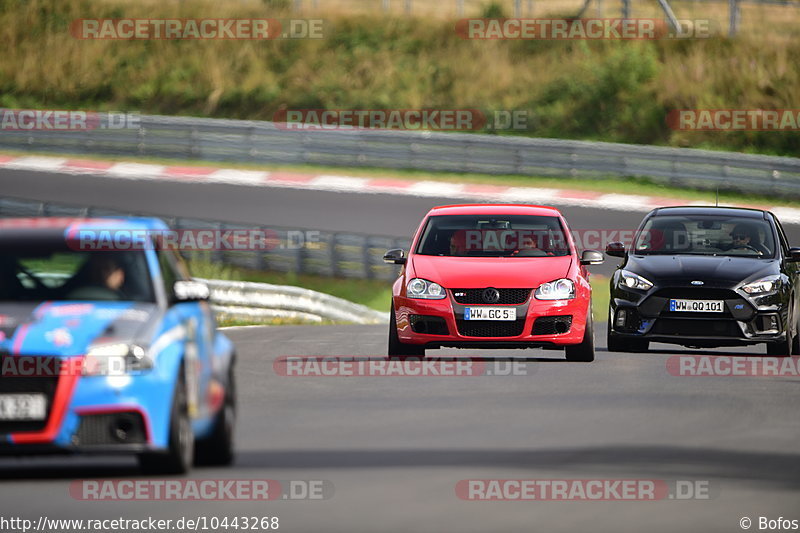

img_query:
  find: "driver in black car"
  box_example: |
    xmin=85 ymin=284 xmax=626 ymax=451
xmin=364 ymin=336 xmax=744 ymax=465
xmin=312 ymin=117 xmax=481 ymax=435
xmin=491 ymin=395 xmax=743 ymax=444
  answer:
xmin=726 ymin=223 xmax=769 ymax=255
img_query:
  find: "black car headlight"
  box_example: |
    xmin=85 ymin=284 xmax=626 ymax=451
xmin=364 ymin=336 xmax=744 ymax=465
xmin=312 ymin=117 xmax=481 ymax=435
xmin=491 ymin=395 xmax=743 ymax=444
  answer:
xmin=618 ymin=270 xmax=654 ymax=291
xmin=740 ymin=275 xmax=781 ymax=296
xmin=406 ymin=278 xmax=446 ymax=300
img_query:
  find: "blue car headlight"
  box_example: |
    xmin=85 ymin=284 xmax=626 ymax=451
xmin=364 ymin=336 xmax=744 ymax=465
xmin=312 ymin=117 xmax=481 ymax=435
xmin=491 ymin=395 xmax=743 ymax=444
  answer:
xmin=83 ymin=343 xmax=152 ymax=376
xmin=406 ymin=278 xmax=446 ymax=299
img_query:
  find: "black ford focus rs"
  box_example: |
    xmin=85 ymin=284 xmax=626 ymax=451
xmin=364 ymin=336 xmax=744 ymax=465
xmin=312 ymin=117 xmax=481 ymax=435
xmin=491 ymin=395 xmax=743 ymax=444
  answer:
xmin=606 ymin=206 xmax=800 ymax=355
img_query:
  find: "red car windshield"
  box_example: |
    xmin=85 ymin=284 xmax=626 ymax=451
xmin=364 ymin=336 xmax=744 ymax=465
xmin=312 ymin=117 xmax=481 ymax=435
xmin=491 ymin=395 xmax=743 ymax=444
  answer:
xmin=415 ymin=214 xmax=571 ymax=257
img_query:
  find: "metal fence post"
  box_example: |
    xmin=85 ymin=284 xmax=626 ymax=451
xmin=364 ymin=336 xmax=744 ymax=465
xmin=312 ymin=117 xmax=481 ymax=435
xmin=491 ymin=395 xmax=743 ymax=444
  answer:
xmin=329 ymin=233 xmax=340 ymax=277
xmin=137 ymin=124 xmax=146 ymax=156
xmin=363 ymin=237 xmax=372 ymax=279
xmin=729 ymin=0 xmax=739 ymax=36
xmin=295 ymin=231 xmax=306 ymax=274
xmin=212 ymin=222 xmax=224 ymax=264
xmin=255 ymin=227 xmax=267 ymax=271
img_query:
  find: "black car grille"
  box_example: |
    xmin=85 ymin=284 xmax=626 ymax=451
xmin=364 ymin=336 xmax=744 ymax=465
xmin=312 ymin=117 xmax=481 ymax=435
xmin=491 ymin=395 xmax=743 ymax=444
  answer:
xmin=0 ymin=357 xmax=58 ymax=433
xmin=451 ymin=289 xmax=531 ymax=305
xmin=456 ymin=320 xmax=526 ymax=337
xmin=409 ymin=315 xmax=449 ymax=335
xmin=76 ymin=412 xmax=148 ymax=446
xmin=532 ymin=315 xmax=573 ymax=335
xmin=651 ymin=319 xmax=742 ymax=337
xmin=653 ymin=288 xmax=738 ymax=299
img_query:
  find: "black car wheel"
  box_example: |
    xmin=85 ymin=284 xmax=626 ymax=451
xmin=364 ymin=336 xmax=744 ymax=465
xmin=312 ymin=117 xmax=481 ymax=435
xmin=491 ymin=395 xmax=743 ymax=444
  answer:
xmin=195 ymin=361 xmax=236 ymax=466
xmin=565 ymin=310 xmax=595 ymax=362
xmin=138 ymin=367 xmax=194 ymax=475
xmin=388 ymin=303 xmax=425 ymax=360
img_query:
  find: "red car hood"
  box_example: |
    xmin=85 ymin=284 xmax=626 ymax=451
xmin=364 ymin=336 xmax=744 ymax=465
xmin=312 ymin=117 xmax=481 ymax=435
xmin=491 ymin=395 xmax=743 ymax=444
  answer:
xmin=410 ymin=255 xmax=573 ymax=288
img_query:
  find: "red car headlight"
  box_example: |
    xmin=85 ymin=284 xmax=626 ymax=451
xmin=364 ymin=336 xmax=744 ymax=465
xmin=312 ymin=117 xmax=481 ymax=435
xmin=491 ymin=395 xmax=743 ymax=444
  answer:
xmin=534 ymin=278 xmax=576 ymax=300
xmin=406 ymin=278 xmax=446 ymax=300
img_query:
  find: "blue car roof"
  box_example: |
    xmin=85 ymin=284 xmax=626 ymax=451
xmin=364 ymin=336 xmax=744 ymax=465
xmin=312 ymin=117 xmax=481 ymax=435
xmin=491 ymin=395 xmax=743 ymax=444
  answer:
xmin=0 ymin=217 xmax=170 ymax=249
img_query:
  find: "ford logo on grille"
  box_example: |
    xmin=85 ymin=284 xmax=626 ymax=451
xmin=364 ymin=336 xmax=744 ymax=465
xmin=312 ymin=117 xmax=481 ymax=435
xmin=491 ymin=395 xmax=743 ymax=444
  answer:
xmin=482 ymin=288 xmax=501 ymax=304
xmin=691 ymin=280 xmax=704 ymax=286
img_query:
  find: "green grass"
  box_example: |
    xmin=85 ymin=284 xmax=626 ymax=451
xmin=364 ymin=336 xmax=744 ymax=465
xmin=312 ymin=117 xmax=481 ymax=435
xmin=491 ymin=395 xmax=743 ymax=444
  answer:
xmin=1 ymin=0 xmax=799 ymax=157
xmin=3 ymin=148 xmax=797 ymax=209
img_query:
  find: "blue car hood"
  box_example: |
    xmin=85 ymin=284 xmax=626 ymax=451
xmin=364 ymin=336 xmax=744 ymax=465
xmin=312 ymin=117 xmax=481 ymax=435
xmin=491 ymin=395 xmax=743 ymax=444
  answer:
xmin=0 ymin=301 xmax=157 ymax=357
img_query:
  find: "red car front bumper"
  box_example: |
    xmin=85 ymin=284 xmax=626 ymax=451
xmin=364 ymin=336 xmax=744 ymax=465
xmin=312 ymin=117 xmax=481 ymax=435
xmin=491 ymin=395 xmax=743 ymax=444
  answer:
xmin=394 ymin=292 xmax=590 ymax=348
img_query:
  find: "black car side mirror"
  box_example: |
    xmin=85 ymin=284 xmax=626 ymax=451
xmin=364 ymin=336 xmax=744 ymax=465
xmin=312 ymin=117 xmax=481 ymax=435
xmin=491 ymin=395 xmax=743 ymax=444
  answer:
xmin=580 ymin=250 xmax=604 ymax=265
xmin=383 ymin=248 xmax=407 ymax=265
xmin=787 ymin=247 xmax=800 ymax=262
xmin=605 ymin=241 xmax=626 ymax=258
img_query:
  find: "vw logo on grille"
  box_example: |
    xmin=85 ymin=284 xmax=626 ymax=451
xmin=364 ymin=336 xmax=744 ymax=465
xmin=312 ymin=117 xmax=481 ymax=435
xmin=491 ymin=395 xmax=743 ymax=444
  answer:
xmin=482 ymin=288 xmax=501 ymax=304
xmin=691 ymin=280 xmax=704 ymax=286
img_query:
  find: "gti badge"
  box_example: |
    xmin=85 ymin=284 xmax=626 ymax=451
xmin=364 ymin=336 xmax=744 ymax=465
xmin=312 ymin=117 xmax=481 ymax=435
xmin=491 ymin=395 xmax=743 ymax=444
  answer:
xmin=691 ymin=280 xmax=704 ymax=286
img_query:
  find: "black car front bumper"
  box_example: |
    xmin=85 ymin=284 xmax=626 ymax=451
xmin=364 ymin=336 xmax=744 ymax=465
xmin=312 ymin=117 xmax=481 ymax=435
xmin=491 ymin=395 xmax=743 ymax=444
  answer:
xmin=610 ymin=286 xmax=789 ymax=347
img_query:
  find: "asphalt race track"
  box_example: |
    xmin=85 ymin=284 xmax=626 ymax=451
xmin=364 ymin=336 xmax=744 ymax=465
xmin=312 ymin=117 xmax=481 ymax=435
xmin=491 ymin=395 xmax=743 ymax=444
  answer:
xmin=1 ymin=168 xmax=800 ymax=532
xmin=1 ymin=323 xmax=799 ymax=533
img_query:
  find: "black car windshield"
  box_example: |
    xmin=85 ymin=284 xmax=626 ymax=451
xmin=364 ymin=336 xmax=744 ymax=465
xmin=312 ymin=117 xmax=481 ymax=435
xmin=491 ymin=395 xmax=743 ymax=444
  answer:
xmin=415 ymin=214 xmax=570 ymax=257
xmin=634 ymin=214 xmax=775 ymax=258
xmin=0 ymin=247 xmax=155 ymax=303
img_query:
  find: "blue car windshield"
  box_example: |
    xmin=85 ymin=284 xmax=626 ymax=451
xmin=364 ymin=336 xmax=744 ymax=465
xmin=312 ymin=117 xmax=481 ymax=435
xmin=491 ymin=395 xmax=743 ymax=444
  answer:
xmin=415 ymin=214 xmax=571 ymax=257
xmin=0 ymin=248 xmax=155 ymax=302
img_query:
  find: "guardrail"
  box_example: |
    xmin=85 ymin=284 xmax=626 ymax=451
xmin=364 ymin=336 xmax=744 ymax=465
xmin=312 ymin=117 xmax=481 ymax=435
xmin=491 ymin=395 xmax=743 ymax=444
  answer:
xmin=198 ymin=278 xmax=388 ymax=324
xmin=0 ymin=196 xmax=409 ymax=282
xmin=2 ymin=112 xmax=799 ymax=198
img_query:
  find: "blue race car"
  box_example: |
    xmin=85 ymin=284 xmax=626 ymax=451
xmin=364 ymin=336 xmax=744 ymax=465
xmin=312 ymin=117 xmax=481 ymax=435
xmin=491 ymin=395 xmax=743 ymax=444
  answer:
xmin=0 ymin=217 xmax=235 ymax=474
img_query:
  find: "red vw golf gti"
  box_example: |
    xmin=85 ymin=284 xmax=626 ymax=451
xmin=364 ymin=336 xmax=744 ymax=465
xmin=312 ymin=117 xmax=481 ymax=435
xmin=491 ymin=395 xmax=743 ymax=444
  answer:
xmin=384 ymin=204 xmax=603 ymax=361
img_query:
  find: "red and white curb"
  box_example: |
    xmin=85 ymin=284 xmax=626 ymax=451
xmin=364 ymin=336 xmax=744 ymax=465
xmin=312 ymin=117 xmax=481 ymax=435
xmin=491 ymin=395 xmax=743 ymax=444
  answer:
xmin=3 ymin=154 xmax=799 ymax=223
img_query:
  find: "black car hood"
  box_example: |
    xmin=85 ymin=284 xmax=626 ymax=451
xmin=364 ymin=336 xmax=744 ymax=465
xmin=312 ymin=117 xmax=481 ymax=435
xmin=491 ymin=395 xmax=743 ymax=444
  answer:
xmin=626 ymin=254 xmax=779 ymax=287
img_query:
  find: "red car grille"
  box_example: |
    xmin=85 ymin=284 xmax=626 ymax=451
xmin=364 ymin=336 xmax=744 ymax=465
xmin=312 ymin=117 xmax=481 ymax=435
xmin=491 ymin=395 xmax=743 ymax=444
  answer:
xmin=456 ymin=320 xmax=526 ymax=337
xmin=451 ymin=289 xmax=531 ymax=305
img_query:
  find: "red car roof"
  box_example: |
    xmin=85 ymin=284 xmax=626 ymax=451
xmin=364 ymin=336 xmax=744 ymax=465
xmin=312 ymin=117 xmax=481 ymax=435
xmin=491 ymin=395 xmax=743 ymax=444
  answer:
xmin=427 ymin=204 xmax=562 ymax=217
